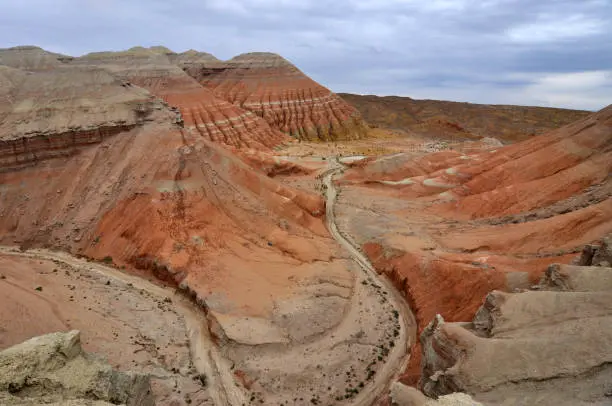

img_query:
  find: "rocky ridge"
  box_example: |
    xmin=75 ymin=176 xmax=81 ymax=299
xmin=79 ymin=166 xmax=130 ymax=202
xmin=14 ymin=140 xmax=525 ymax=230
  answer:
xmin=0 ymin=45 xmax=408 ymax=405
xmin=182 ymin=52 xmax=368 ymax=141
xmin=72 ymin=47 xmax=287 ymax=149
xmin=418 ymin=236 xmax=612 ymax=405
xmin=340 ymin=93 xmax=591 ymax=143
xmin=0 ymin=45 xmax=71 ymax=71
xmin=0 ymin=64 xmax=164 ymax=170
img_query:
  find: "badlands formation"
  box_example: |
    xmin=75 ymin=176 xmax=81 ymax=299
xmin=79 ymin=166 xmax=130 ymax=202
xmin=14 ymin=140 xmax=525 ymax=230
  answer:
xmin=0 ymin=44 xmax=611 ymax=406
xmin=182 ymin=52 xmax=368 ymax=141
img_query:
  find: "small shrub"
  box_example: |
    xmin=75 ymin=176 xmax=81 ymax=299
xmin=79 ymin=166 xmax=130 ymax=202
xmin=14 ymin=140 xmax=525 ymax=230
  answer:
xmin=102 ymin=256 xmax=113 ymax=264
xmin=35 ymin=286 xmax=43 ymax=292
xmin=194 ymin=373 xmax=207 ymax=387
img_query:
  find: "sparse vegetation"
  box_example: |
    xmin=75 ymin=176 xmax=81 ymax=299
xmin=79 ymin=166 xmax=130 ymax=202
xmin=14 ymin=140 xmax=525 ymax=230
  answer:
xmin=193 ymin=373 xmax=207 ymax=387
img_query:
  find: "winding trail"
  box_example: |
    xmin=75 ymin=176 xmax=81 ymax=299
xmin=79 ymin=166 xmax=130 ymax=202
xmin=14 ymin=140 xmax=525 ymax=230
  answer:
xmin=323 ymin=158 xmax=416 ymax=405
xmin=0 ymin=246 xmax=247 ymax=406
xmin=0 ymin=157 xmax=415 ymax=406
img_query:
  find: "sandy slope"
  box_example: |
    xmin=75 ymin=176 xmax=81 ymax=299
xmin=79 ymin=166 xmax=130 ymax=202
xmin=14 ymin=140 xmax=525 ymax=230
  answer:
xmin=0 ymin=246 xmax=216 ymax=405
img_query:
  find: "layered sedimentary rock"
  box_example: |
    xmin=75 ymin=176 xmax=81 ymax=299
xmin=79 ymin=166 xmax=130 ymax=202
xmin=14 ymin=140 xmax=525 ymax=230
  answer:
xmin=419 ymin=243 xmax=612 ymax=405
xmin=0 ymin=46 xmax=409 ymax=405
xmin=182 ymin=52 xmax=368 ymax=141
xmin=340 ymin=93 xmax=591 ymax=142
xmin=0 ymin=330 xmax=153 ymax=405
xmin=0 ymin=107 xmax=343 ymax=342
xmin=72 ymin=47 xmax=287 ymax=149
xmin=333 ymin=104 xmax=612 ymax=384
xmin=0 ymin=47 xmax=345 ymax=338
xmin=0 ymin=64 xmax=162 ymax=170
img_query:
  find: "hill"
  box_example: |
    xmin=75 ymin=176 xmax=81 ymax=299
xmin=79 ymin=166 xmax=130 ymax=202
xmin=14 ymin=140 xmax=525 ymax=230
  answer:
xmin=339 ymin=93 xmax=591 ymax=143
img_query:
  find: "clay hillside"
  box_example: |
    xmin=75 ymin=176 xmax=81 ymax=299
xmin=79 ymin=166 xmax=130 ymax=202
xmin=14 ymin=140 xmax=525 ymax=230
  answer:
xmin=0 ymin=44 xmax=611 ymax=406
xmin=0 ymin=45 xmax=406 ymax=406
xmin=334 ymin=103 xmax=612 ymax=399
xmin=183 ymin=52 xmax=368 ymax=141
xmin=339 ymin=93 xmax=591 ymax=143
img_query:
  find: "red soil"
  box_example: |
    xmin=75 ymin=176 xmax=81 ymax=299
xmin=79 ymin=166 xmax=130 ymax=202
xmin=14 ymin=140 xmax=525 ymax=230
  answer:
xmin=337 ymin=104 xmax=612 ymax=385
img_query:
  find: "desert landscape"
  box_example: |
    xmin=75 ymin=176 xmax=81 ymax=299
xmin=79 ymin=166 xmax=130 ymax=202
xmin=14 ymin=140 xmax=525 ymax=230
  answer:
xmin=0 ymin=42 xmax=610 ymax=406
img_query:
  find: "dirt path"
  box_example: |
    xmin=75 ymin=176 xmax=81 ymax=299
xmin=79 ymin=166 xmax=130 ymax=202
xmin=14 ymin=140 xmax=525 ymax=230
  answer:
xmin=323 ymin=159 xmax=416 ymax=405
xmin=0 ymin=246 xmax=247 ymax=406
xmin=0 ymin=158 xmax=414 ymax=405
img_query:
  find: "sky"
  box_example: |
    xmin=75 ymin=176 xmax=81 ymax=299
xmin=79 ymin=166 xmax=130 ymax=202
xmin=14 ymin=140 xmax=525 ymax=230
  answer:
xmin=2 ymin=0 xmax=611 ymax=111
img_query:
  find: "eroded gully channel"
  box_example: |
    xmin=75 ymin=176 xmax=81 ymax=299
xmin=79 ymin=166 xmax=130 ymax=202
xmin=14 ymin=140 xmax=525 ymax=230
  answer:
xmin=322 ymin=159 xmax=416 ymax=405
xmin=0 ymin=158 xmax=415 ymax=406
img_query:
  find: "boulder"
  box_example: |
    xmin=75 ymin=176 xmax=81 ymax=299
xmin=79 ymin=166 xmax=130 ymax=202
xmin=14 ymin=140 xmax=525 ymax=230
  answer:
xmin=0 ymin=331 xmax=153 ymax=405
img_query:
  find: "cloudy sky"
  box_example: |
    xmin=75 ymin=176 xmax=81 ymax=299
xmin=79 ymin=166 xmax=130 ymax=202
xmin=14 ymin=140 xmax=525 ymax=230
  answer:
xmin=2 ymin=0 xmax=611 ymax=110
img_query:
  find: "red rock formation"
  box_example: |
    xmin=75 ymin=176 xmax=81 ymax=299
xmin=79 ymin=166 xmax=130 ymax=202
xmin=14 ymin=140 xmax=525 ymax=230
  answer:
xmin=335 ymin=104 xmax=612 ymax=385
xmin=182 ymin=52 xmax=368 ymax=141
xmin=73 ymin=47 xmax=287 ymax=150
xmin=0 ymin=48 xmax=352 ymax=352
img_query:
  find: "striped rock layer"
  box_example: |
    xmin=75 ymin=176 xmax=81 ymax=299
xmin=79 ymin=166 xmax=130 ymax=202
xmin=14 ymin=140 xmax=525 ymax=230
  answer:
xmin=73 ymin=48 xmax=286 ymax=150
xmin=182 ymin=52 xmax=368 ymax=141
xmin=337 ymin=103 xmax=612 ymax=385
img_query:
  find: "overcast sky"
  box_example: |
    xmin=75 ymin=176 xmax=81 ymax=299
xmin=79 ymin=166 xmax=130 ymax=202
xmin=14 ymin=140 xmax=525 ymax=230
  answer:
xmin=2 ymin=0 xmax=611 ymax=110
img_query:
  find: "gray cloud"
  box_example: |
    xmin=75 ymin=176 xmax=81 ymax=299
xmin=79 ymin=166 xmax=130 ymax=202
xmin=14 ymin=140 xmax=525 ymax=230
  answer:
xmin=1 ymin=0 xmax=611 ymax=110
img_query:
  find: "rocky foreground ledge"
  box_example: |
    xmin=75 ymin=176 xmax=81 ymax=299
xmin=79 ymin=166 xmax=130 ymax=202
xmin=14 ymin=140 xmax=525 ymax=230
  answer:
xmin=0 ymin=330 xmax=152 ymax=405
xmin=392 ymin=236 xmax=612 ymax=406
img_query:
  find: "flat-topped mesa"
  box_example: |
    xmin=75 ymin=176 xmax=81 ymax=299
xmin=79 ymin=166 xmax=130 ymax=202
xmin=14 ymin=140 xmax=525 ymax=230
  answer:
xmin=0 ymin=64 xmax=166 ymax=170
xmin=182 ymin=52 xmax=368 ymax=141
xmin=0 ymin=45 xmax=72 ymax=71
xmin=73 ymin=48 xmax=287 ymax=150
